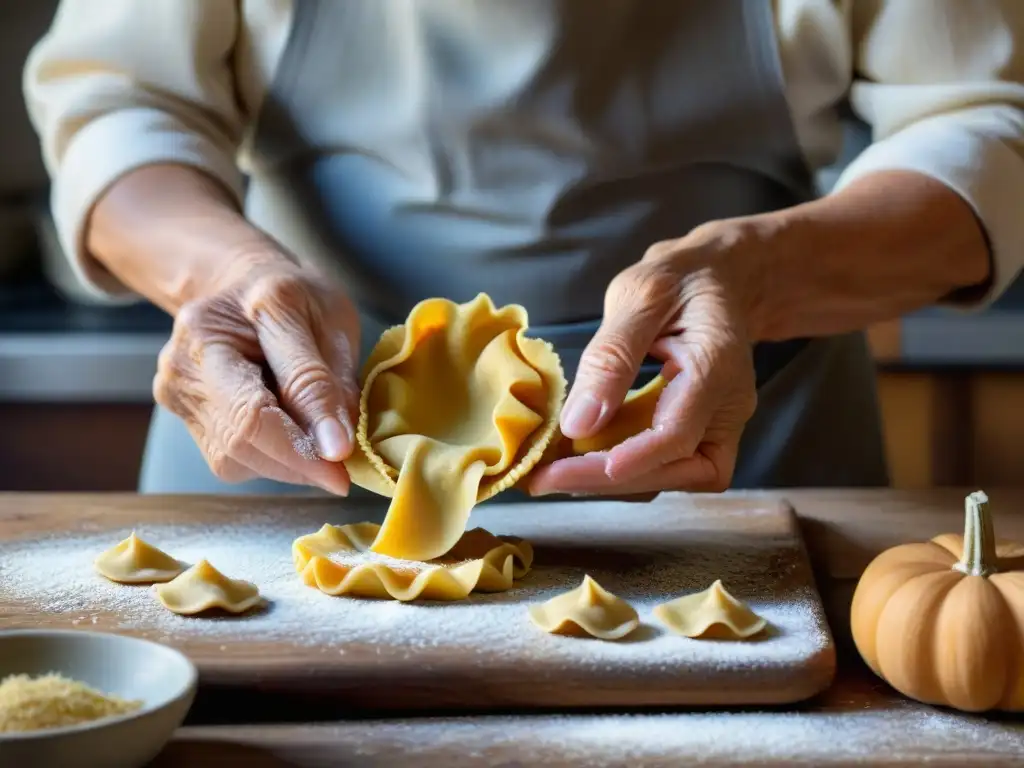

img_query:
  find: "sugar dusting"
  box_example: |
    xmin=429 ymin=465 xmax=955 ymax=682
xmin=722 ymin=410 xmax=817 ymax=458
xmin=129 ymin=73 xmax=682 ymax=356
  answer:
xmin=0 ymin=505 xmax=829 ymax=673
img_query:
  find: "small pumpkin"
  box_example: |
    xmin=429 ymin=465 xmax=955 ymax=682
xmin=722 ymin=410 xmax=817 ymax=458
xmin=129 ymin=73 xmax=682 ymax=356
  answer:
xmin=851 ymin=490 xmax=1024 ymax=712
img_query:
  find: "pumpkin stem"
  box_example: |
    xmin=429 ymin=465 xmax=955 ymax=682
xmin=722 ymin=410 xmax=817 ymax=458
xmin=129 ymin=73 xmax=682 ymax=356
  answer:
xmin=954 ymin=490 xmax=998 ymax=577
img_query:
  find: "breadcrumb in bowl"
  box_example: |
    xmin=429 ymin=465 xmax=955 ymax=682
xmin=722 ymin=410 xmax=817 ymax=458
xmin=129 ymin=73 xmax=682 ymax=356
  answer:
xmin=0 ymin=630 xmax=196 ymax=768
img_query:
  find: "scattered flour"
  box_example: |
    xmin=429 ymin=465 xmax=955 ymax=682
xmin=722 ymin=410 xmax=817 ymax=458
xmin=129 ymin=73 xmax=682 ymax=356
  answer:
xmin=282 ymin=706 xmax=1024 ymax=766
xmin=326 ymin=548 xmax=470 ymax=574
xmin=263 ymin=405 xmax=320 ymax=462
xmin=0 ymin=504 xmax=830 ymax=675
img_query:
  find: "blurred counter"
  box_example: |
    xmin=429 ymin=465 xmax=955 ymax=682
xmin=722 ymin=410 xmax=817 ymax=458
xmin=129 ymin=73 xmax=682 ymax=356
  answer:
xmin=0 ymin=277 xmax=170 ymax=403
xmin=877 ymin=275 xmax=1024 ymax=372
xmin=3 ymin=276 xmax=1024 ymax=403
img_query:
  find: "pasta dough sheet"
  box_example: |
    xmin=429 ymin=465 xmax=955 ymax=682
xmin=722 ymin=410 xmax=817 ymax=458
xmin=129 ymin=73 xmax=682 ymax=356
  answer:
xmin=344 ymin=294 xmax=566 ymax=561
xmin=344 ymin=293 xmax=673 ymax=563
xmin=528 ymin=575 xmax=640 ymax=640
xmin=543 ymin=375 xmax=669 ymax=461
xmin=293 ymin=522 xmax=533 ymax=602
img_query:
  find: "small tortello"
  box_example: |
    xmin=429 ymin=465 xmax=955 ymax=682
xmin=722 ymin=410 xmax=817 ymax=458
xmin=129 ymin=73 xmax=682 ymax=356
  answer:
xmin=528 ymin=575 xmax=640 ymax=640
xmin=653 ymin=579 xmax=768 ymax=639
xmin=94 ymin=532 xmax=184 ymax=584
xmin=153 ymin=559 xmax=262 ymax=615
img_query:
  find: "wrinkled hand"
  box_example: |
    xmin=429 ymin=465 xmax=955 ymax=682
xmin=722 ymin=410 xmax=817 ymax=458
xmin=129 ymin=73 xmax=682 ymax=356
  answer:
xmin=154 ymin=257 xmax=360 ymax=494
xmin=528 ymin=223 xmax=761 ymax=497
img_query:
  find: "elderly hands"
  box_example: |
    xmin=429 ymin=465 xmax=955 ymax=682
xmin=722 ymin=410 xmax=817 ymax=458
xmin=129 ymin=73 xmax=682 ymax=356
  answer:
xmin=154 ymin=214 xmax=762 ymax=499
xmin=527 ymin=221 xmax=762 ymax=497
xmin=154 ymin=259 xmax=360 ymax=495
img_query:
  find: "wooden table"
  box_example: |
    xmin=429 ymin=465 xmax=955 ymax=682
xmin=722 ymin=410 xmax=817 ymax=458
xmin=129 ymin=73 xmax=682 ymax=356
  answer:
xmin=153 ymin=662 xmax=1024 ymax=767
xmin=6 ymin=489 xmax=1024 ymax=766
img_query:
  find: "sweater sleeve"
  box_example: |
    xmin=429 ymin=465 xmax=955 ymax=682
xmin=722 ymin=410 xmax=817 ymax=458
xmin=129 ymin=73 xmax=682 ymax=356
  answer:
xmin=23 ymin=0 xmax=246 ymax=302
xmin=835 ymin=0 xmax=1024 ymax=308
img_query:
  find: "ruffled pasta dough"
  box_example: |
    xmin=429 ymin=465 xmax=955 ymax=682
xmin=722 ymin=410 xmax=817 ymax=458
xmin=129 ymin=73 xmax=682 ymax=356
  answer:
xmin=653 ymin=579 xmax=768 ymax=639
xmin=566 ymin=375 xmax=667 ymax=456
xmin=293 ymin=522 xmax=532 ymax=601
xmin=94 ymin=532 xmax=184 ymax=584
xmin=536 ymin=375 xmax=668 ymax=467
xmin=153 ymin=560 xmax=262 ymax=615
xmin=345 ymin=294 xmax=566 ymax=561
xmin=529 ymin=575 xmax=639 ymax=640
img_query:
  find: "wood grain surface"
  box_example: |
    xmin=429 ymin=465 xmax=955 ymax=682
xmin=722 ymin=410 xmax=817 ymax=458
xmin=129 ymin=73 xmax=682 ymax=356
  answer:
xmin=153 ymin=660 xmax=1024 ymax=768
xmin=0 ymin=494 xmax=834 ymax=712
xmin=785 ymin=487 xmax=1024 ymax=579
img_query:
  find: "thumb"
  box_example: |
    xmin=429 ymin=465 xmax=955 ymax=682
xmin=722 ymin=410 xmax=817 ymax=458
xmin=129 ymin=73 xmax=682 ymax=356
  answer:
xmin=322 ymin=326 xmax=362 ymax=440
xmin=262 ymin=325 xmax=356 ymax=463
xmin=562 ymin=265 xmax=677 ymax=439
xmin=246 ymin=275 xmax=357 ymax=462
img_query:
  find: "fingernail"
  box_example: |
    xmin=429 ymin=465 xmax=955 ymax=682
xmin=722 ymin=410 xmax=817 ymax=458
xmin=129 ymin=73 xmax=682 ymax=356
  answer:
xmin=561 ymin=392 xmax=605 ymax=437
xmin=316 ymin=466 xmax=351 ymax=496
xmin=340 ymin=414 xmax=356 ymax=450
xmin=318 ymin=479 xmax=350 ymax=497
xmin=315 ymin=418 xmax=349 ymax=461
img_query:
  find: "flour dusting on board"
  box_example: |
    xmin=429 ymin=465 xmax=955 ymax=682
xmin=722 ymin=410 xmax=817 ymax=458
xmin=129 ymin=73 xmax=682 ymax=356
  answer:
xmin=0 ymin=503 xmax=830 ymax=672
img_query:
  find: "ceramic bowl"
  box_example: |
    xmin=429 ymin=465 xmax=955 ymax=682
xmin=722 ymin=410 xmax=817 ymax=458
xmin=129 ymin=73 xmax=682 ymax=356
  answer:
xmin=0 ymin=630 xmax=197 ymax=768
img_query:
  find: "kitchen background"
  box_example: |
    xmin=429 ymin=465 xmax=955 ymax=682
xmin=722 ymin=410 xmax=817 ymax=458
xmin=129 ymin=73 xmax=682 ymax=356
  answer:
xmin=1 ymin=2 xmax=1021 ymax=492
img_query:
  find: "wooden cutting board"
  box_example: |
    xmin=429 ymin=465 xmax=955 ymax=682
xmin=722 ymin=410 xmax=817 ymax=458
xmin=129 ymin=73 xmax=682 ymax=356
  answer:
xmin=0 ymin=494 xmax=835 ymax=711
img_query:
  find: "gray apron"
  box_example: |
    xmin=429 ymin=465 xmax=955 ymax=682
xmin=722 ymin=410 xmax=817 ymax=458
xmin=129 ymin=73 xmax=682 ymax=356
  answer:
xmin=140 ymin=0 xmax=888 ymax=494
